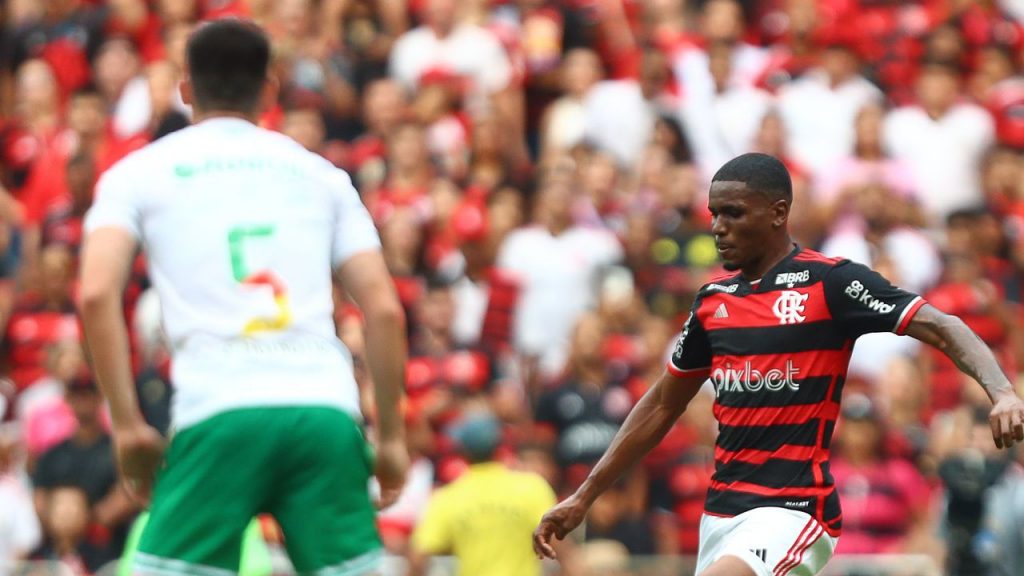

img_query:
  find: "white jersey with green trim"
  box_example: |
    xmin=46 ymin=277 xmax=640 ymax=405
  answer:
xmin=85 ymin=117 xmax=380 ymax=429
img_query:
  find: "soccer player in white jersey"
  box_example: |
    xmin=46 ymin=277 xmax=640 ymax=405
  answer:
xmin=78 ymin=20 xmax=408 ymax=575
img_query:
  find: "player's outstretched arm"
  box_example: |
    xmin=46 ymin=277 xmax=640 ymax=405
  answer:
xmin=904 ymin=303 xmax=1024 ymax=449
xmin=79 ymin=227 xmax=165 ymax=504
xmin=337 ymin=249 xmax=409 ymax=507
xmin=533 ymin=370 xmax=704 ymax=559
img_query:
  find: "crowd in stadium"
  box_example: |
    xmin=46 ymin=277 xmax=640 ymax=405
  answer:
xmin=2 ymin=0 xmax=1024 ymax=574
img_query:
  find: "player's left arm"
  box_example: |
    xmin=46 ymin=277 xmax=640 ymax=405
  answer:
xmin=823 ymin=259 xmax=1024 ymax=450
xmin=904 ymin=303 xmax=1024 ymax=449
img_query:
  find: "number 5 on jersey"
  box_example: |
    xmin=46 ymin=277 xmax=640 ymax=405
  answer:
xmin=228 ymin=225 xmax=292 ymax=335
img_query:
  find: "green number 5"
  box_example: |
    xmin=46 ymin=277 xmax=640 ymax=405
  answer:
xmin=228 ymin=225 xmax=292 ymax=335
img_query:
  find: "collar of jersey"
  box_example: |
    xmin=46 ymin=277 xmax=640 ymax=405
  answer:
xmin=742 ymin=243 xmax=801 ymax=292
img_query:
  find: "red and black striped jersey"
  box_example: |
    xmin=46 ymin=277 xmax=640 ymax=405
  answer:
xmin=667 ymin=246 xmax=927 ymax=537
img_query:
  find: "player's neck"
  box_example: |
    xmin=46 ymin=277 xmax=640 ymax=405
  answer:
xmin=192 ymin=110 xmax=258 ymax=125
xmin=740 ymin=237 xmax=794 ymax=281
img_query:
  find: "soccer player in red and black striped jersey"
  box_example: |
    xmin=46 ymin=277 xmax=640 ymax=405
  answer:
xmin=534 ymin=153 xmax=1024 ymax=576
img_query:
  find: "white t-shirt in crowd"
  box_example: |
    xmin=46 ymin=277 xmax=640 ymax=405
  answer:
xmin=582 ymin=80 xmax=657 ymax=168
xmin=0 ymin=472 xmax=41 ymax=571
xmin=777 ymin=70 xmax=882 ymax=180
xmin=497 ymin=225 xmax=622 ymax=378
xmin=389 ymin=24 xmax=512 ymax=99
xmin=85 ymin=117 xmax=381 ymax=429
xmin=883 ymin=104 xmax=995 ymax=224
xmin=682 ymin=83 xmax=773 ymax=180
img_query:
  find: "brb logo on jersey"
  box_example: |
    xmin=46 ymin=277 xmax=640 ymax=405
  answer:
xmin=711 ymin=360 xmax=801 ymax=394
xmin=773 ymin=290 xmax=809 ymax=324
xmin=844 ymin=280 xmax=896 ymax=314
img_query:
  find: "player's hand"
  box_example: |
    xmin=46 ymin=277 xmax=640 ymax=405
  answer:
xmin=113 ymin=423 xmax=165 ymax=506
xmin=533 ymin=493 xmax=589 ymax=560
xmin=373 ymin=436 xmax=409 ymax=509
xmin=990 ymin=393 xmax=1024 ymax=449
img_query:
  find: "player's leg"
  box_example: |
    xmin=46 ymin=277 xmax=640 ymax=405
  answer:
xmin=268 ymin=406 xmax=383 ymax=575
xmin=699 ymin=555 xmax=760 ymax=576
xmin=696 ymin=507 xmax=836 ymax=576
xmin=136 ymin=410 xmax=275 ymax=575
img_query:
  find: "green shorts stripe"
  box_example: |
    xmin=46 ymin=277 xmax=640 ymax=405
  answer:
xmin=137 ymin=406 xmax=381 ymax=574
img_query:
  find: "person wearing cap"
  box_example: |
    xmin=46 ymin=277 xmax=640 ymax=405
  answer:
xmin=408 ymin=409 xmax=573 ymax=576
xmin=32 ymin=375 xmax=138 ymax=569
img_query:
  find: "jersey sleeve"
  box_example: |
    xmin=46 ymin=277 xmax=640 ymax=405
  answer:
xmin=330 ymin=170 xmax=381 ymax=268
xmin=84 ymin=162 xmax=143 ymax=239
xmin=667 ymin=298 xmax=712 ymax=379
xmin=823 ymin=260 xmax=927 ymax=337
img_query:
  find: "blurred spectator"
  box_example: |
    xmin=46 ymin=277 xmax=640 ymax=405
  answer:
xmin=408 ymin=409 xmax=568 ymax=576
xmin=349 ymin=79 xmax=409 ymax=190
xmin=582 ymin=48 xmax=675 ymax=168
xmin=681 ymin=41 xmax=772 ymax=179
xmin=534 ymin=313 xmax=632 ymax=473
xmin=31 ymin=376 xmax=136 ymax=569
xmin=30 ymin=486 xmax=106 ymax=574
xmin=884 ymin=58 xmax=995 ymax=225
xmin=583 ymin=475 xmax=655 ymax=556
xmin=496 ymin=177 xmax=622 ymax=381
xmin=3 ymin=245 xmax=79 ymax=392
xmin=389 ymin=0 xmax=513 ymax=114
xmin=673 ymin=0 xmax=770 ymax=99
xmin=830 ymin=395 xmax=934 ymax=556
xmin=18 ymin=340 xmax=85 ymax=459
xmin=983 ymin=443 xmax=1024 ymax=576
xmin=40 ymin=152 xmax=93 ymax=254
xmin=820 ymin=182 xmax=940 ymax=296
xmin=368 ymin=122 xmax=435 ymax=223
xmin=93 ymin=37 xmax=148 ymax=140
xmin=2 ymin=60 xmax=62 ymax=194
xmin=539 ymin=48 xmax=602 ymax=164
xmin=816 ymin=103 xmax=919 ymax=232
xmin=0 ymin=426 xmax=41 ymax=573
xmin=2 ymin=1 xmax=105 ymax=100
xmin=940 ymin=406 xmax=1014 ymax=576
xmin=777 ymin=39 xmax=883 ymax=182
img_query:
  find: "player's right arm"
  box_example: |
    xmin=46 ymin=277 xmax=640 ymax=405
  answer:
xmin=533 ymin=305 xmax=711 ymax=559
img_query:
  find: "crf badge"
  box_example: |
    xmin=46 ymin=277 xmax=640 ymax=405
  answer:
xmin=773 ymin=290 xmax=809 ymax=324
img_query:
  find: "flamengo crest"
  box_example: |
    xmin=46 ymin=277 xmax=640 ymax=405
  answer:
xmin=773 ymin=290 xmax=809 ymax=325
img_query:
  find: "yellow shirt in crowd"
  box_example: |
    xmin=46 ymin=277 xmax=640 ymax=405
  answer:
xmin=412 ymin=462 xmax=556 ymax=576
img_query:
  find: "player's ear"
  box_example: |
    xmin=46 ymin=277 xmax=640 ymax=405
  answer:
xmin=179 ymin=77 xmax=193 ymax=107
xmin=259 ymin=74 xmax=280 ymax=114
xmin=771 ymin=198 xmax=789 ymax=229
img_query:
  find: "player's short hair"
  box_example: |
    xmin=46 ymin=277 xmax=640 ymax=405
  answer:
xmin=186 ymin=19 xmax=270 ymax=114
xmin=711 ymin=152 xmax=793 ymax=202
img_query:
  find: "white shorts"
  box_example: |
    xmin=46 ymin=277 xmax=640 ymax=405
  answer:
xmin=695 ymin=507 xmax=838 ymax=576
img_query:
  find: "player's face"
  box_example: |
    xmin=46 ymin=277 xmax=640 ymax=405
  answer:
xmin=708 ymin=181 xmax=777 ymax=272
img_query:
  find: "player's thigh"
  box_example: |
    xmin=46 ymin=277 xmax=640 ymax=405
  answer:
xmin=696 ymin=508 xmax=837 ymax=576
xmin=268 ymin=407 xmax=382 ymax=574
xmin=137 ymin=410 xmax=275 ymax=574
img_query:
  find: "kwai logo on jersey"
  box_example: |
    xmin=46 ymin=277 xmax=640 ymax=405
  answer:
xmin=711 ymin=360 xmax=801 ymax=394
xmin=772 ymin=290 xmax=809 ymax=324
xmin=775 ymin=270 xmax=810 ymax=287
xmin=843 ymin=280 xmax=896 ymax=314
